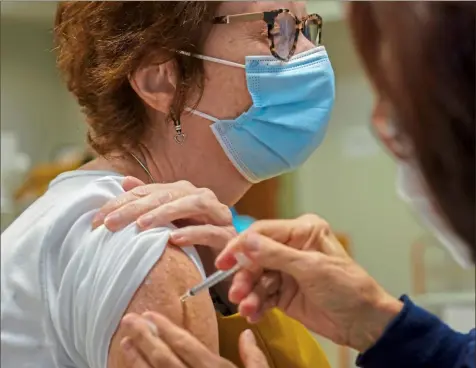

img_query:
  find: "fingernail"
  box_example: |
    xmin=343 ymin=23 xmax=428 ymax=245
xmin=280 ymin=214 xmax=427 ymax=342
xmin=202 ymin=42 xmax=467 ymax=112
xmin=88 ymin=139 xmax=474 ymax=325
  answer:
xmin=121 ymin=314 xmax=137 ymax=328
xmin=215 ymin=252 xmax=236 ymax=270
xmin=229 ymin=286 xmax=240 ymax=304
xmin=247 ymin=315 xmax=260 ymax=324
xmin=243 ymin=329 xmax=256 ymax=344
xmin=122 ymin=338 xmax=133 ymax=351
xmin=137 ymin=214 xmax=153 ymax=228
xmin=235 ymin=252 xmax=252 ymax=267
xmin=170 ymin=231 xmax=184 ymax=243
xmin=92 ymin=212 xmax=105 ymax=227
xmin=145 ymin=320 xmax=159 ymax=337
xmin=243 ymin=233 xmax=260 ymax=252
xmin=104 ymin=213 xmax=120 ymax=226
xmin=142 ymin=313 xmax=159 ymax=336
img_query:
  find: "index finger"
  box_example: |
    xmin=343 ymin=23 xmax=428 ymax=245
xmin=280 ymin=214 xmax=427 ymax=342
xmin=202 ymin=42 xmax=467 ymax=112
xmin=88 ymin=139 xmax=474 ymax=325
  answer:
xmin=216 ymin=216 xmax=348 ymax=269
xmin=215 ymin=218 xmax=305 ymax=269
xmin=246 ymin=214 xmax=331 ymax=245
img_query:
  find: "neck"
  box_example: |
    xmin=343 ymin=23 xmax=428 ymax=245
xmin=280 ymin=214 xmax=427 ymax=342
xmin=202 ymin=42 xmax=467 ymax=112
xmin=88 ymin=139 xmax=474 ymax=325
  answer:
xmin=83 ymin=137 xmax=249 ymax=206
xmin=83 ymin=144 xmax=179 ymax=186
xmin=134 ymin=141 xmax=248 ymax=206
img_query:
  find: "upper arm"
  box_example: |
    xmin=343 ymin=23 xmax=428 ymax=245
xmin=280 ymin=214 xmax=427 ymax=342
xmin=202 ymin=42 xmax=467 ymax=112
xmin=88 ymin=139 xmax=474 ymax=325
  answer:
xmin=108 ymin=245 xmax=218 ymax=367
xmin=47 ymin=212 xmax=217 ymax=368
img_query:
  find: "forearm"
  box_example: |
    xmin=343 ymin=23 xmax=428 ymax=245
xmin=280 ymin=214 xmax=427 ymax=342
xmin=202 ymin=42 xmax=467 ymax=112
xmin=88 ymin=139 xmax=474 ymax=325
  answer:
xmin=357 ymin=295 xmax=474 ymax=368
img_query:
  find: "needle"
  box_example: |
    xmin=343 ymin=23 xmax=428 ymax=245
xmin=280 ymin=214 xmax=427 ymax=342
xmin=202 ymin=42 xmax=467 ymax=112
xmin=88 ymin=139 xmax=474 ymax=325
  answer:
xmin=180 ymin=253 xmax=250 ymax=302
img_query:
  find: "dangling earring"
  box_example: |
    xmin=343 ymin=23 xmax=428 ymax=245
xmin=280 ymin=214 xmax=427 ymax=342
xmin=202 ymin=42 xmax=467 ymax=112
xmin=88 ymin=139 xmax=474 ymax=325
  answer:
xmin=172 ymin=116 xmax=186 ymax=144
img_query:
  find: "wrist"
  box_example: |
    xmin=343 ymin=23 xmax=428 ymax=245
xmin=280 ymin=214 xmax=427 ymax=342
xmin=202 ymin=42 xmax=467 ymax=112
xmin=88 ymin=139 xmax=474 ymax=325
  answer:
xmin=351 ymin=293 xmax=404 ymax=353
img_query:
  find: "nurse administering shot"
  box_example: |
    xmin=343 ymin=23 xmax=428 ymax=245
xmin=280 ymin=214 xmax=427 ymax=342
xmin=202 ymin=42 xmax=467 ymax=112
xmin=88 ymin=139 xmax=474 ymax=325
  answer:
xmin=94 ymin=2 xmax=475 ymax=368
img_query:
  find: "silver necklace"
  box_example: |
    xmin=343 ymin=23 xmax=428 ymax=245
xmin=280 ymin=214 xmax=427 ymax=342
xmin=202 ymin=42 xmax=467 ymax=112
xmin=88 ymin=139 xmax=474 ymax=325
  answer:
xmin=129 ymin=152 xmax=156 ymax=184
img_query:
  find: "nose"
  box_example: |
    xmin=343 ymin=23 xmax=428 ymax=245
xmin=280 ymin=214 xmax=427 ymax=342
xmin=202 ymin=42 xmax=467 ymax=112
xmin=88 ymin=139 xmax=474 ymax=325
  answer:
xmin=294 ymin=30 xmax=318 ymax=54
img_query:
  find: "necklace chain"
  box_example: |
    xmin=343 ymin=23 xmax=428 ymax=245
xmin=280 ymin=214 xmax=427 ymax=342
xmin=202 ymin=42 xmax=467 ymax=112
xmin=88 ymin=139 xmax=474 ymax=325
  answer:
xmin=129 ymin=152 xmax=156 ymax=184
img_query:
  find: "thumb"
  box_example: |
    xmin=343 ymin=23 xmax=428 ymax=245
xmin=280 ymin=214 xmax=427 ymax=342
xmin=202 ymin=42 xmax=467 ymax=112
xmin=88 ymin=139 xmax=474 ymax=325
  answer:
xmin=122 ymin=176 xmax=145 ymax=192
xmin=239 ymin=330 xmax=269 ymax=368
xmin=232 ymin=232 xmax=312 ymax=279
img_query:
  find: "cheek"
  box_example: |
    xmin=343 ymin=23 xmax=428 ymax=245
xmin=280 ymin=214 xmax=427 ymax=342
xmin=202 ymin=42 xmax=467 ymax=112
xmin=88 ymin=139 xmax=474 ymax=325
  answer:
xmin=198 ymin=62 xmax=252 ymax=119
xmin=198 ymin=26 xmax=268 ymax=118
xmin=295 ymin=33 xmax=318 ymax=54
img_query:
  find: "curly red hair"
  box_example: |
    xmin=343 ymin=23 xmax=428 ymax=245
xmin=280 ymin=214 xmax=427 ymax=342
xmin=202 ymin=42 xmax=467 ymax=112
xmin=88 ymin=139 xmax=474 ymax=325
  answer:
xmin=54 ymin=1 xmax=220 ymax=155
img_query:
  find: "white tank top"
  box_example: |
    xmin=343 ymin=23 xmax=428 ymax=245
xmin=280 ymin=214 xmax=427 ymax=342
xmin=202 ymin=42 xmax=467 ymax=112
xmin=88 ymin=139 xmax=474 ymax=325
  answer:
xmin=1 ymin=171 xmax=206 ymax=368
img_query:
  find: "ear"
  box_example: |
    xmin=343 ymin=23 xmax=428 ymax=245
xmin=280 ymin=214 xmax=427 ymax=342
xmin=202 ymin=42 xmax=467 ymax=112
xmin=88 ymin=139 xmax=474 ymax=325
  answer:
xmin=371 ymin=99 xmax=408 ymax=160
xmin=129 ymin=60 xmax=177 ymax=114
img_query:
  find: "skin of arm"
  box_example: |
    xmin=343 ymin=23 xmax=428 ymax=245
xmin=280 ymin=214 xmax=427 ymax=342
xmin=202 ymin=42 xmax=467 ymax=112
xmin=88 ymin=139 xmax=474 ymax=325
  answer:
xmin=108 ymin=245 xmax=219 ymax=367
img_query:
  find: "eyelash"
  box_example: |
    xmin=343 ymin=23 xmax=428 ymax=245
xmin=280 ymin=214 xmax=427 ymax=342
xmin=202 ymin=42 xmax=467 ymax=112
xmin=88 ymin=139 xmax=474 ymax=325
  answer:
xmin=260 ymin=25 xmax=269 ymax=38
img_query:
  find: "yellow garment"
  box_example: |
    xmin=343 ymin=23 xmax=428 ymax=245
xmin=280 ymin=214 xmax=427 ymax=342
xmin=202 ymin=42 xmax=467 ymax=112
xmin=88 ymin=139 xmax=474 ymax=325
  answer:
xmin=217 ymin=308 xmax=330 ymax=368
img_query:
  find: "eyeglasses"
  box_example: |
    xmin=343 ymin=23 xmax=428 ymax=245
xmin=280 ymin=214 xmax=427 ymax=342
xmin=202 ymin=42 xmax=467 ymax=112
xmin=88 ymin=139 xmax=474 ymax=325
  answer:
xmin=213 ymin=9 xmax=323 ymax=62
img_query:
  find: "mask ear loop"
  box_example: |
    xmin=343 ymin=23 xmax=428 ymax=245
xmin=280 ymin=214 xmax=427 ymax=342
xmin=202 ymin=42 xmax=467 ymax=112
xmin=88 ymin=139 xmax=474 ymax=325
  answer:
xmin=176 ymin=50 xmax=246 ymax=69
xmin=184 ymin=107 xmax=219 ymax=123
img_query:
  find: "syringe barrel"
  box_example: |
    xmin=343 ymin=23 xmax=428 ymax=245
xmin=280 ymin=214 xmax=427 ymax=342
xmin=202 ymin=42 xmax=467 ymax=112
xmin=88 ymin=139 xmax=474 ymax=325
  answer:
xmin=189 ymin=264 xmax=241 ymax=296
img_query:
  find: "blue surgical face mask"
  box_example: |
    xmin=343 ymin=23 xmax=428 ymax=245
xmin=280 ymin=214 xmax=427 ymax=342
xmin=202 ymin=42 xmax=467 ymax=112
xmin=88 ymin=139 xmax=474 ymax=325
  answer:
xmin=182 ymin=47 xmax=335 ymax=183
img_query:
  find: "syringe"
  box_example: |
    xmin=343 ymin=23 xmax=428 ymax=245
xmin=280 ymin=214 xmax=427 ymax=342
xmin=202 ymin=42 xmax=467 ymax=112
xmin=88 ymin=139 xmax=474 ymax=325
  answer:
xmin=180 ymin=253 xmax=251 ymax=302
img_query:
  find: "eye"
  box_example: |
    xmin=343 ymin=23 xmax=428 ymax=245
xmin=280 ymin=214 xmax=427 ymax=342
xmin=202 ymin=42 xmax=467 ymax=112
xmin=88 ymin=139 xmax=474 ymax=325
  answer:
xmin=269 ymin=22 xmax=284 ymax=37
xmin=260 ymin=24 xmax=269 ymax=37
xmin=270 ymin=13 xmax=296 ymax=38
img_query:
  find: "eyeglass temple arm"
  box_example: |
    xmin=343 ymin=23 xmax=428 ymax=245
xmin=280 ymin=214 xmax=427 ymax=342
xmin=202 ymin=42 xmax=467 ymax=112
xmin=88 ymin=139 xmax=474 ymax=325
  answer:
xmin=214 ymin=12 xmax=265 ymax=24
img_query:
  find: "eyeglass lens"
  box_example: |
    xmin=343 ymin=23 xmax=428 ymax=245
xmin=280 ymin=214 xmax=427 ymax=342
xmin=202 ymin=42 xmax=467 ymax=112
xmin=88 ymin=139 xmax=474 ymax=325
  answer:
xmin=303 ymin=17 xmax=320 ymax=45
xmin=272 ymin=12 xmax=296 ymax=60
xmin=272 ymin=12 xmax=321 ymax=60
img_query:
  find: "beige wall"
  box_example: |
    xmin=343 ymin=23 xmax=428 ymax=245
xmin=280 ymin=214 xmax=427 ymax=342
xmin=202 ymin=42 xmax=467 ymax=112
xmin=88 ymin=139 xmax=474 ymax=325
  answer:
xmin=1 ymin=17 xmax=85 ymax=165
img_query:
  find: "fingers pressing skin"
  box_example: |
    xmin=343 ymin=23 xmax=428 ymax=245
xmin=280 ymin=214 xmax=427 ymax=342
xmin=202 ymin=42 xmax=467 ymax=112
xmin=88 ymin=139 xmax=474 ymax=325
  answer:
xmin=238 ymin=330 xmax=270 ymax=368
xmin=121 ymin=338 xmax=150 ymax=368
xmin=141 ymin=312 xmax=231 ymax=368
xmin=121 ymin=314 xmax=186 ymax=367
xmin=122 ymin=314 xmax=269 ymax=368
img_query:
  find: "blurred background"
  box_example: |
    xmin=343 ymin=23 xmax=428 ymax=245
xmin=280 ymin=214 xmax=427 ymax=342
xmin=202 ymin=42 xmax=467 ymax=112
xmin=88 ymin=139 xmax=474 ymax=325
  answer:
xmin=1 ymin=2 xmax=474 ymax=367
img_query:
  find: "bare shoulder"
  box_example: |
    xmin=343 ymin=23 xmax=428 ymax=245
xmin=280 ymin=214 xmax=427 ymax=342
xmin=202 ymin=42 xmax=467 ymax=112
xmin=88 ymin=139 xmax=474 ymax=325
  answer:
xmin=107 ymin=245 xmax=218 ymax=367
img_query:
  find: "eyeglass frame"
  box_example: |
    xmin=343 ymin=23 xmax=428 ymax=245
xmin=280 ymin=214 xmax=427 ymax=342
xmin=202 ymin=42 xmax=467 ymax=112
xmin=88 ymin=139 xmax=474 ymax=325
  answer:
xmin=213 ymin=9 xmax=323 ymax=62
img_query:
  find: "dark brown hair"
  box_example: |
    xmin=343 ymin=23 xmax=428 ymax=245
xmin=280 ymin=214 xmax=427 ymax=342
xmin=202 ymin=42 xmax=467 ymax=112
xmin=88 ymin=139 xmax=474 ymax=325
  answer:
xmin=348 ymin=2 xmax=475 ymax=257
xmin=54 ymin=1 xmax=221 ymax=155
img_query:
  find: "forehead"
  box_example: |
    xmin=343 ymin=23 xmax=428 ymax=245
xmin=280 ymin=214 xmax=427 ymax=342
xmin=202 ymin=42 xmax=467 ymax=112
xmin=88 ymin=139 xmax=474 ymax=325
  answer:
xmin=217 ymin=1 xmax=308 ymax=18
